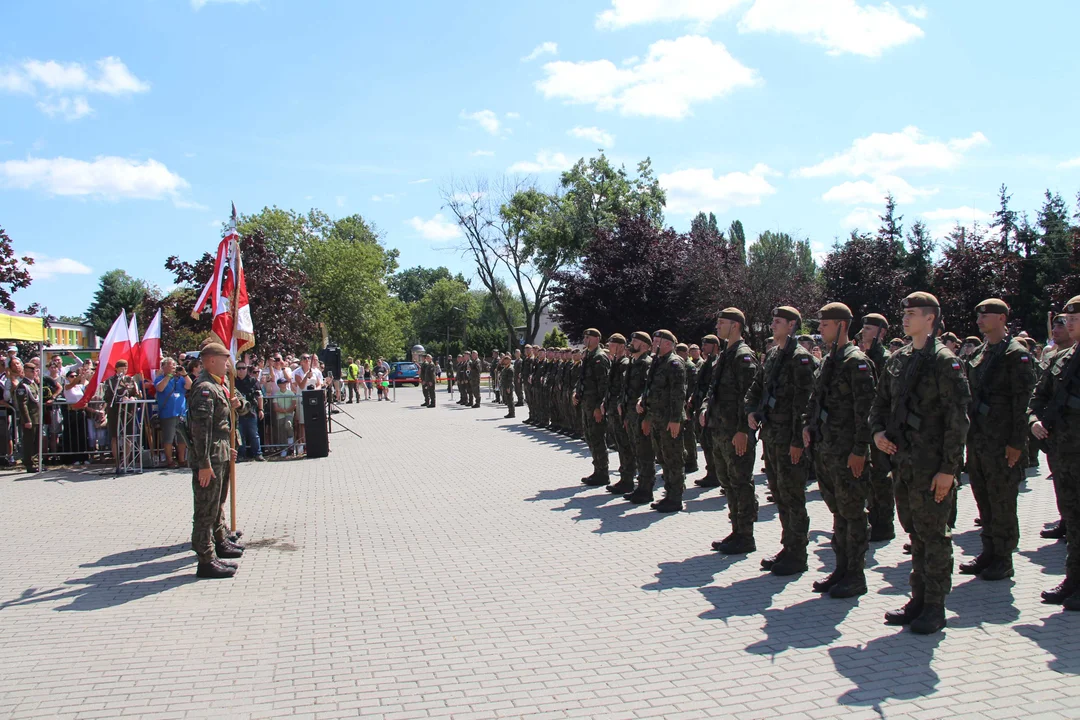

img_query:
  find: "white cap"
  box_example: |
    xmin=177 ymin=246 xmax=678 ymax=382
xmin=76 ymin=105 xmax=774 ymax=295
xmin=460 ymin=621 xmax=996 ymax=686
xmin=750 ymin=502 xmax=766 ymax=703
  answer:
xmin=6 ymin=346 xmax=16 ymax=353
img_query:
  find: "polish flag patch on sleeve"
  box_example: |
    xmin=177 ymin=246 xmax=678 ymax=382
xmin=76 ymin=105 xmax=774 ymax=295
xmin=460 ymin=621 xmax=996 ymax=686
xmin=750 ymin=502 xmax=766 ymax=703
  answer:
xmin=742 ymin=355 xmax=753 ymax=362
xmin=1020 ymin=354 xmax=1031 ymax=363
xmin=800 ymin=357 xmax=810 ymax=365
xmin=857 ymin=362 xmax=868 ymax=371
xmin=951 ymin=361 xmax=962 ymax=370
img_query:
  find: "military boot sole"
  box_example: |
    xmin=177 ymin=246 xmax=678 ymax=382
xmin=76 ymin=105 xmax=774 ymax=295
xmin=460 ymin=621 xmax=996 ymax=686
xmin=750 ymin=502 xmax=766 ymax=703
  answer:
xmin=884 ymin=602 xmax=924 ymax=626
xmin=651 ymin=500 xmax=683 ymax=514
xmin=958 ymin=557 xmax=992 ymax=575
xmin=582 ymin=476 xmax=609 ymax=487
xmin=694 ymin=478 xmax=721 ymax=488
xmin=625 ymin=494 xmax=653 ymax=505
xmin=980 ymin=567 xmax=1014 ymax=581
xmin=606 ymin=480 xmax=636 ymax=494
xmin=813 ymin=572 xmax=845 ymax=593
xmin=829 ymin=581 xmax=868 ymax=599
xmin=215 ymin=545 xmax=244 ymax=559
xmin=718 ymin=538 xmax=755 ymax=555
xmin=909 ymin=610 xmax=947 ymax=635
xmin=771 ymin=559 xmax=808 ymax=577
xmin=196 ymin=562 xmax=236 ymax=579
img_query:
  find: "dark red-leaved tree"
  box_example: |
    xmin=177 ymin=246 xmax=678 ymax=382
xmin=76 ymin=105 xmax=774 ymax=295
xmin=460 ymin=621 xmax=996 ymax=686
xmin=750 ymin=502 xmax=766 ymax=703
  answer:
xmin=822 ymin=230 xmax=907 ymax=320
xmin=0 ymin=226 xmax=33 ymax=312
xmin=932 ymin=223 xmax=1022 ymax=337
xmin=163 ymin=228 xmax=317 ymax=355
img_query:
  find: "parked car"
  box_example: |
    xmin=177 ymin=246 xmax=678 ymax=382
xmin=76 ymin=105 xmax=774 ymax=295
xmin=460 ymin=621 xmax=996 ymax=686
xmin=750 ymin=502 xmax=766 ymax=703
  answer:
xmin=389 ymin=361 xmax=420 ymax=386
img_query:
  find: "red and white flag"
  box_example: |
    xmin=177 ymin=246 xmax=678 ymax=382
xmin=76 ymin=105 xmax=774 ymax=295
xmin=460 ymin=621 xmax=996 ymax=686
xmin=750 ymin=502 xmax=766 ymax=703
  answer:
xmin=126 ymin=313 xmax=142 ymax=377
xmin=142 ymin=309 xmax=162 ymax=378
xmin=74 ymin=310 xmax=128 ymax=409
xmin=191 ymin=204 xmax=255 ymax=358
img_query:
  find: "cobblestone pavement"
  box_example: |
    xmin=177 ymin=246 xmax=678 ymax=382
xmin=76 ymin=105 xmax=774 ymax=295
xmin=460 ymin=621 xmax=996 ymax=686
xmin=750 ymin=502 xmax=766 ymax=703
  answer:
xmin=1 ymin=386 xmax=1078 ymax=719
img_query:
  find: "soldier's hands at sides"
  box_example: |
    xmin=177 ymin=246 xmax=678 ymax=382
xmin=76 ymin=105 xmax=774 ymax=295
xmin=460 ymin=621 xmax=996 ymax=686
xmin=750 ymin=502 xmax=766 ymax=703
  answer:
xmin=636 ymin=400 xmax=645 ymax=415
xmin=747 ymin=413 xmax=759 ymax=431
xmin=198 ymin=468 xmax=214 ymax=488
xmin=930 ymin=472 xmax=953 ymax=503
xmin=23 ymin=421 xmax=31 ymax=429
xmin=698 ymin=409 xmax=706 ymax=427
xmin=789 ymin=446 xmax=803 ymax=465
xmin=874 ymin=431 xmax=897 ymax=455
xmin=641 ymin=419 xmax=651 ymax=436
xmin=847 ymin=453 xmax=866 ymax=478
xmin=1005 ymin=446 xmax=1022 ymax=468
xmin=801 ymin=427 xmax=812 ymax=449
xmin=593 ymin=408 xmax=603 ymax=423
xmin=1031 ymin=421 xmax=1049 ymax=440
xmin=573 ymin=393 xmax=580 ymax=407
xmin=732 ymin=431 xmax=748 ymax=456
xmin=668 ymin=421 xmax=680 ymax=439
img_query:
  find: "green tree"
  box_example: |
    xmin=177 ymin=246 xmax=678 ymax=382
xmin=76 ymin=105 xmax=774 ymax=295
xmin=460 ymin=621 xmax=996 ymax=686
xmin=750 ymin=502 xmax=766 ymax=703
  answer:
xmin=543 ymin=326 xmax=568 ymax=348
xmin=390 ymin=266 xmax=466 ymax=304
xmin=728 ymin=220 xmax=747 ymax=264
xmin=410 ymin=277 xmax=477 ymax=346
xmin=903 ymin=220 xmax=935 ymax=291
xmin=86 ymin=269 xmax=147 ymax=336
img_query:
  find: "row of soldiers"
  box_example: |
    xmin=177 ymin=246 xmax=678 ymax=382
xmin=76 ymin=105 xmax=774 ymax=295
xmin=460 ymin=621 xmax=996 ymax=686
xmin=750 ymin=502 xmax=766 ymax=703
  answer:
xmin=507 ymin=292 xmax=1080 ymax=636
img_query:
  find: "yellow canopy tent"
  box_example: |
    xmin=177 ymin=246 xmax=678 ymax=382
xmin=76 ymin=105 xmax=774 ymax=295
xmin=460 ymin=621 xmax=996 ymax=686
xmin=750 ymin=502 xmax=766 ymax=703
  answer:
xmin=0 ymin=309 xmax=45 ymax=342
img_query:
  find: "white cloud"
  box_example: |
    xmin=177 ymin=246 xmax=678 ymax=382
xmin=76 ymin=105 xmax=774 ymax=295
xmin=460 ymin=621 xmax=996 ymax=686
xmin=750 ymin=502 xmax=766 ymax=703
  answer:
xmin=596 ymin=0 xmax=746 ymax=29
xmin=796 ymin=126 xmax=989 ymax=178
xmin=470 ymin=150 xmax=496 ymax=157
xmin=191 ymin=0 xmax=258 ymax=8
xmin=521 ymin=42 xmax=558 ymax=62
xmin=407 ymin=214 xmax=462 ymax=242
xmin=739 ymin=0 xmax=925 ymax=57
xmin=568 ymin=126 xmax=615 ymax=147
xmin=0 ymin=56 xmax=148 ymax=120
xmin=660 ymin=163 xmax=777 ymax=215
xmin=1060 ymin=156 xmax=1080 ymax=169
xmin=0 ymin=156 xmax=189 ymax=202
xmin=505 ymin=111 xmax=521 ymax=119
xmin=841 ymin=207 xmax=880 ymax=229
xmin=921 ymin=206 xmax=992 ymax=238
xmin=20 ymin=252 xmax=92 ymax=280
xmin=536 ymin=35 xmax=759 ymax=119
xmin=460 ymin=109 xmax=502 ymax=135
xmin=822 ymin=175 xmax=936 ymax=204
xmin=371 ymin=193 xmax=398 ymax=202
xmin=507 ymin=151 xmax=575 ymax=174
xmin=409 ymin=178 xmax=432 ymax=184
xmin=903 ymin=4 xmax=928 ymax=19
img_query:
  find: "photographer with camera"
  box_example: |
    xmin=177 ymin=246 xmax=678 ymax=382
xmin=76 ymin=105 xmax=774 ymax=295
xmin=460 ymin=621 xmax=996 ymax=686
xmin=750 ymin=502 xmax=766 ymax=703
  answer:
xmin=154 ymin=357 xmax=191 ymax=468
xmin=291 ymin=353 xmax=323 ymax=455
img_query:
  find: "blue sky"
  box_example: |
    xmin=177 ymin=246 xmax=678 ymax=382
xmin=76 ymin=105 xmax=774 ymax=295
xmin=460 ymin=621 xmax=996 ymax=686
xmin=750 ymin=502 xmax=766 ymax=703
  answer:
xmin=2 ymin=0 xmax=1080 ymax=318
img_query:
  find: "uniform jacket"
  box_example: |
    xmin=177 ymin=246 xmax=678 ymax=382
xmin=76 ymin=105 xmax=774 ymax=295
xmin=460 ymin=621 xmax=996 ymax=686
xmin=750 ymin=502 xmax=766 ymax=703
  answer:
xmin=804 ymin=342 xmax=875 ymax=457
xmin=188 ymin=370 xmax=250 ymax=470
xmin=576 ymin=347 xmax=611 ymax=410
xmin=746 ymin=340 xmax=816 ymax=448
xmin=1028 ymin=345 xmax=1080 ymax=455
xmin=604 ymin=355 xmax=630 ymax=418
xmin=643 ymin=350 xmax=685 ymax=425
xmin=621 ymin=353 xmax=652 ymax=418
xmin=702 ymin=339 xmax=759 ymax=434
xmin=965 ymin=336 xmax=1036 ymax=449
xmin=15 ymin=378 xmax=40 ymax=425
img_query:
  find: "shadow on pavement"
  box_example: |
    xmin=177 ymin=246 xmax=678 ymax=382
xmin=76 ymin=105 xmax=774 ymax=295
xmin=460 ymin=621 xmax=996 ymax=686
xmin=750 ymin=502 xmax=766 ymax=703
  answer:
xmin=505 ymin=424 xmax=591 ymax=459
xmin=0 ymin=554 xmax=196 ymax=612
xmin=81 ymin=543 xmax=189 ymax=567
xmin=830 ymin=633 xmax=943 ymax=713
xmin=698 ymin=573 xmax=799 ymax=622
xmin=747 ymin=596 xmax=857 ymax=657
xmin=1019 ymin=540 xmax=1066 ymax=577
xmin=1014 ymin=613 xmax=1080 ymax=675
xmin=644 ymin=552 xmax=740 ymax=591
xmin=947 ymin=576 xmax=1020 ymax=628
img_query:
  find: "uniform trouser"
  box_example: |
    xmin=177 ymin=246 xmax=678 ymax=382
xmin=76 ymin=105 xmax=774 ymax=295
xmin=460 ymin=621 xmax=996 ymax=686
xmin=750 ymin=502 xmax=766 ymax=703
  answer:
xmin=458 ymin=378 xmax=468 ymax=403
xmin=583 ymin=406 xmax=608 ymax=473
xmin=609 ymin=412 xmax=635 ymax=480
xmin=502 ymin=385 xmax=514 ymax=416
xmin=422 ymin=382 xmax=436 ymax=406
xmin=818 ymin=451 xmax=869 ymax=574
xmin=217 ymin=458 xmax=234 ymax=536
xmin=699 ymin=420 xmax=715 ymax=478
xmin=1047 ymin=450 xmax=1080 ymax=577
xmin=683 ymin=416 xmax=698 ymax=468
xmin=515 ymin=380 xmax=524 ymax=405
xmin=22 ymin=423 xmax=39 ymax=470
xmin=192 ymin=460 xmax=228 ymax=562
xmin=710 ymin=427 xmax=758 ymax=536
xmin=894 ymin=461 xmax=954 ymax=605
xmin=968 ymin=436 xmax=1022 ymax=557
xmin=627 ymin=413 xmax=656 ymax=493
xmin=867 ymin=446 xmax=895 ymax=532
xmin=470 ymin=378 xmax=481 ymax=404
xmin=764 ymin=439 xmax=809 ymax=557
xmin=650 ymin=422 xmax=685 ymax=502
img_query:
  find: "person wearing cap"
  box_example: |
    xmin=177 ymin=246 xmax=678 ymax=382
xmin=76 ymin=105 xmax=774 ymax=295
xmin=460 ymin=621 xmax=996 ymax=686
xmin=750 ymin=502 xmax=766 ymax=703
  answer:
xmin=512 ymin=349 xmax=524 ymax=407
xmin=15 ymin=360 xmax=42 ymax=473
xmin=870 ymin=292 xmax=971 ymax=634
xmin=455 ymin=354 xmax=468 ymax=405
xmin=234 ymin=360 xmax=265 ymax=462
xmin=940 ymin=332 xmax=961 ymax=355
xmin=803 ymin=302 xmax=876 ymax=596
xmin=1029 ymin=295 xmax=1080 ymax=609
xmin=621 ymin=331 xmax=657 ymax=503
xmin=674 ymin=342 xmax=700 ymax=475
xmin=691 ymin=335 xmax=723 ymax=489
xmin=543 ymin=348 xmax=560 ymax=429
xmin=467 ymin=350 xmax=482 ymax=409
xmin=701 ymin=308 xmax=761 ymax=552
xmin=958 ymin=299 xmax=1037 ymax=582
xmin=1038 ymin=315 xmax=1075 ymax=540
xmin=562 ymin=349 xmax=578 ymax=437
xmin=188 ymin=342 xmax=248 ymax=579
xmin=420 ymin=354 xmax=437 ymax=408
xmin=498 ymin=354 xmax=515 ymax=419
xmin=637 ymin=330 xmax=686 ymax=512
xmin=602 ymin=334 xmax=635 ymax=494
xmin=525 ymin=347 xmax=545 ymax=426
xmin=746 ymin=306 xmax=815 ymax=575
xmin=344 ymin=356 xmax=360 ymax=403
xmin=858 ymin=313 xmax=897 ymax=542
xmin=103 ymin=358 xmax=142 ymax=464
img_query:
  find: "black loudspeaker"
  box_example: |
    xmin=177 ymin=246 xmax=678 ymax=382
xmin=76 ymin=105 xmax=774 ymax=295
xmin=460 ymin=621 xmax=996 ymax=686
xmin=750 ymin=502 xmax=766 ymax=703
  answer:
xmin=318 ymin=346 xmax=342 ymax=380
xmin=302 ymin=390 xmax=329 ymax=458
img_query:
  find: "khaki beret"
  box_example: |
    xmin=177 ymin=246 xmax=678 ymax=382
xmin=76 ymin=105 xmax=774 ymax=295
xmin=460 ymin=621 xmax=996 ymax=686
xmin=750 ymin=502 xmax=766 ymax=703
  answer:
xmin=889 ymin=338 xmax=905 ymax=348
xmin=862 ymin=313 xmax=889 ymax=328
xmin=797 ymin=334 xmax=813 ymax=342
xmin=902 ymin=291 xmax=940 ymax=309
xmin=1063 ymin=295 xmax=1080 ymax=314
xmin=675 ymin=343 xmax=688 ymax=352
xmin=201 ymin=342 xmax=231 ymax=358
xmin=654 ymin=329 xmax=677 ymax=344
xmin=819 ymin=302 xmax=853 ymax=322
xmin=24 ymin=360 xmax=38 ymax=369
xmin=1053 ymin=314 xmax=1066 ymax=326
xmin=975 ymin=298 xmax=1010 ymax=316
xmin=607 ymin=333 xmax=626 ymax=344
xmin=631 ymin=331 xmax=652 ymax=345
xmin=773 ymin=305 xmax=801 ymax=324
xmin=964 ymin=336 xmax=982 ymax=346
xmin=940 ymin=332 xmax=960 ymax=344
xmin=718 ymin=307 xmax=745 ymax=325
xmin=702 ymin=334 xmax=720 ymax=346
xmin=688 ymin=344 xmax=700 ymax=350
xmin=583 ymin=328 xmax=601 ymax=338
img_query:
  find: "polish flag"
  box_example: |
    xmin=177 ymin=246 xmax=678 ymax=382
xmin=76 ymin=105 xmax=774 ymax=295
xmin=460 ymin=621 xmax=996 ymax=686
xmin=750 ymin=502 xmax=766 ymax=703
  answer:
xmin=142 ymin=309 xmax=162 ymax=378
xmin=127 ymin=313 xmax=142 ymax=377
xmin=192 ymin=204 xmax=255 ymax=359
xmin=74 ymin=310 xmax=128 ymax=409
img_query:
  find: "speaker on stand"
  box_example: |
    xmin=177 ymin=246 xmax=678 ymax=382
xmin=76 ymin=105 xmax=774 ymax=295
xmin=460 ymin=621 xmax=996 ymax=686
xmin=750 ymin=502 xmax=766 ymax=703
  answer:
xmin=302 ymin=389 xmax=329 ymax=458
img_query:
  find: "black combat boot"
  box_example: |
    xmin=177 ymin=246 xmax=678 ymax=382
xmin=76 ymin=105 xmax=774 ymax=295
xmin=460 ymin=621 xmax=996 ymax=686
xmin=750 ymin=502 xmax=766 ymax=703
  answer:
xmin=813 ymin=566 xmax=846 ymax=593
xmin=684 ymin=461 xmax=698 ymax=474
xmin=760 ymin=548 xmax=786 ymax=570
xmin=607 ymin=477 xmax=636 ymax=494
xmin=625 ymin=487 xmax=654 ymax=504
xmin=1063 ymin=590 xmax=1080 ymax=611
xmin=909 ymin=603 xmax=947 ymax=635
xmin=959 ymin=539 xmax=993 ymax=575
xmin=196 ymin=559 xmax=237 ymax=579
xmin=1041 ymin=576 xmax=1078 ymax=604
xmin=829 ymin=570 xmax=868 ymax=598
xmin=582 ymin=472 xmax=608 ymax=487
xmin=651 ymin=496 xmax=683 ymax=513
xmin=215 ymin=539 xmax=244 ymax=559
xmin=711 ymin=533 xmax=736 ymax=552
xmin=719 ymin=534 xmax=755 ymax=555
xmin=869 ymin=524 xmax=895 ymax=542
xmin=981 ymin=555 xmax=1014 ymax=581
xmin=694 ymin=473 xmax=720 ymax=488
xmin=884 ymin=590 xmax=924 ymax=626
xmin=1041 ymin=521 xmax=1067 ymax=540
xmin=771 ymin=552 xmax=808 ymax=577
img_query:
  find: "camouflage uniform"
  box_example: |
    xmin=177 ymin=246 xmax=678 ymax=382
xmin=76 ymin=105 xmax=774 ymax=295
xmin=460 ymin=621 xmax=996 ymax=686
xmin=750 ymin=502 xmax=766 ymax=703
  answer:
xmin=513 ymin=355 xmax=524 ymax=406
xmin=468 ymin=357 xmax=482 ymax=408
xmin=643 ymin=344 xmax=686 ymax=508
xmin=623 ymin=347 xmax=655 ymax=501
xmin=964 ymin=332 xmax=1036 ymax=576
xmin=500 ymin=362 xmax=515 ymax=417
xmin=420 ymin=359 xmax=437 ymax=407
xmin=456 ymin=360 xmax=469 ymax=405
xmin=605 ymin=347 xmax=635 ymax=489
xmin=864 ymin=335 xmax=896 ymax=539
xmin=15 ymin=375 xmax=41 ymax=472
xmin=682 ymin=356 xmax=700 ymax=471
xmin=577 ymin=337 xmax=611 ymax=480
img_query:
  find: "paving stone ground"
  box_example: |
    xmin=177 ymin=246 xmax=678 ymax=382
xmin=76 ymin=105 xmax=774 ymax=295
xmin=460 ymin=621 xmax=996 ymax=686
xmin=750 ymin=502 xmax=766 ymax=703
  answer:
xmin=1 ymin=385 xmax=1078 ymax=719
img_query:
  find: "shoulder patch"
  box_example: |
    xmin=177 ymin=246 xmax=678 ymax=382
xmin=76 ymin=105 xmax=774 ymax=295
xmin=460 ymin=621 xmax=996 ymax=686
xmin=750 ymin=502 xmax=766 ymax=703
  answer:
xmin=800 ymin=357 xmax=810 ymax=365
xmin=742 ymin=355 xmax=753 ymax=362
xmin=950 ymin=361 xmax=962 ymax=370
xmin=201 ymin=389 xmax=211 ymax=396
xmin=1020 ymin=354 xmax=1030 ymax=363
xmin=857 ymin=362 xmax=869 ymax=371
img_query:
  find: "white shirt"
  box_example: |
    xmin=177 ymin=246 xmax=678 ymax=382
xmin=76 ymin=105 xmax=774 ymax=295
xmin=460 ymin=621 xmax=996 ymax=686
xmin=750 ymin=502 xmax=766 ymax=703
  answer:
xmin=293 ymin=366 xmax=323 ymax=391
xmin=63 ymin=384 xmax=86 ymax=404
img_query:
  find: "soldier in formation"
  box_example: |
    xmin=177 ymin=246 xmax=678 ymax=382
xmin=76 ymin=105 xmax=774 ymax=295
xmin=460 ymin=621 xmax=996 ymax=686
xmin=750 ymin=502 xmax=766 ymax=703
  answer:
xmin=420 ymin=353 xmax=437 ymax=408
xmin=575 ymin=329 xmax=611 ymax=485
xmin=499 ymin=355 xmax=515 ymax=419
